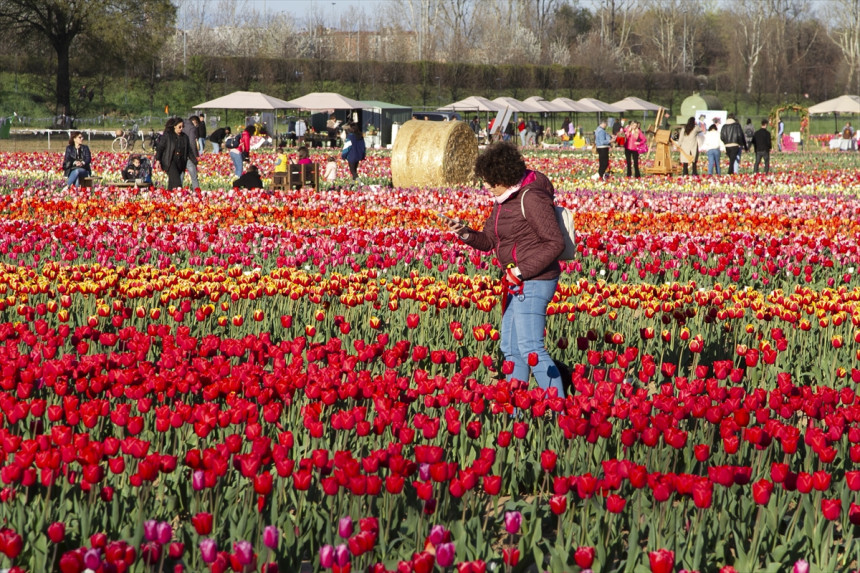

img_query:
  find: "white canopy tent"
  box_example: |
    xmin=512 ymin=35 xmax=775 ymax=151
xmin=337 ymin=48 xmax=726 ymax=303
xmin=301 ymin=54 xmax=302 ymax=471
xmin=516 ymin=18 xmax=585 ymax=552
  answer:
xmin=577 ymin=98 xmax=625 ymax=114
xmin=808 ymin=95 xmax=860 ymax=114
xmin=611 ymin=96 xmax=664 ymax=112
xmin=194 ymin=91 xmax=295 ymax=110
xmin=492 ymin=97 xmax=545 ymax=113
xmin=524 ymin=96 xmax=569 ymax=113
xmin=284 ymin=92 xmax=367 ymax=111
xmin=550 ymin=98 xmax=592 ymax=113
xmin=438 ymin=96 xmax=504 ymax=112
xmin=193 ymin=91 xmax=298 ymax=136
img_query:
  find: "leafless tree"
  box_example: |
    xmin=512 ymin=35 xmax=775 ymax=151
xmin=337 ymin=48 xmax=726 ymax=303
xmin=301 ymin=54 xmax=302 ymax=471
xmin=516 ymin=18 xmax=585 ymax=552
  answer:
xmin=734 ymin=0 xmax=771 ymax=94
xmin=827 ymin=0 xmax=860 ymax=93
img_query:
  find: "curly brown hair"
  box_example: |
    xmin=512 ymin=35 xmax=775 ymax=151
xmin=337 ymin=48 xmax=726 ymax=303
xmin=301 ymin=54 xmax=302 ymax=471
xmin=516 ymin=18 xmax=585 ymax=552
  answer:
xmin=473 ymin=142 xmax=526 ymax=187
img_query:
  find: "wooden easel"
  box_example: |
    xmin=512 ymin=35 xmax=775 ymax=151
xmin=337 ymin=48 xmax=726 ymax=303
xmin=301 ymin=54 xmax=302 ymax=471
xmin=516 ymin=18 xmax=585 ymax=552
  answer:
xmin=642 ymin=107 xmax=682 ymax=175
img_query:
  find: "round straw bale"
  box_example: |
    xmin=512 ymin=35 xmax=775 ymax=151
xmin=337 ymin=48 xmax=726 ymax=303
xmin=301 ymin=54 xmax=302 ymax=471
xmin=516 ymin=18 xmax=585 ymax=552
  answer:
xmin=391 ymin=119 xmax=478 ymax=188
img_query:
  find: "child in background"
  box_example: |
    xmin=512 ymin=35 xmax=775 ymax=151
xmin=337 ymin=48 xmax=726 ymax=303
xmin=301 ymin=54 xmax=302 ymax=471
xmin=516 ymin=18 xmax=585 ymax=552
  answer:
xmin=324 ymin=156 xmax=338 ymax=182
xmin=274 ymin=145 xmax=289 ymax=173
xmin=295 ymin=146 xmax=313 ymax=165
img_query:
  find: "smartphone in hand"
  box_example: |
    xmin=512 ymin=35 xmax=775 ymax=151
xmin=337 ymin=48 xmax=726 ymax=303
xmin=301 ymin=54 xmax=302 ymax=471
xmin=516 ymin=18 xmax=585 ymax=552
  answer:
xmin=436 ymin=212 xmax=455 ymax=224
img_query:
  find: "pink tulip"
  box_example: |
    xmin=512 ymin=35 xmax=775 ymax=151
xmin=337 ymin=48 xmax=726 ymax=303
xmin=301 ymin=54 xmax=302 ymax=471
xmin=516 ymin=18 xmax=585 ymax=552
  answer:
xmin=428 ymin=524 xmax=447 ymax=546
xmin=233 ymin=540 xmax=254 ymax=566
xmin=794 ymin=560 xmax=809 ymax=573
xmin=156 ymin=521 xmax=173 ymax=544
xmin=83 ymin=548 xmax=102 ymax=570
xmin=263 ymin=525 xmax=279 ymax=550
xmin=319 ymin=544 xmax=335 ymax=568
xmin=504 ymin=511 xmax=522 ymax=535
xmin=436 ymin=542 xmax=456 ymax=568
xmin=334 ymin=544 xmax=350 ymax=566
xmin=200 ymin=538 xmax=218 ymax=563
xmin=143 ymin=519 xmax=158 ymax=542
xmin=338 ymin=516 xmax=353 ymax=539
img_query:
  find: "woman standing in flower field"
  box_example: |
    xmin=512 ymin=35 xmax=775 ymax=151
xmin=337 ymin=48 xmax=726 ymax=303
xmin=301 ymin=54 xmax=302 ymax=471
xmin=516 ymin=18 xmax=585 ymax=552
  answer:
xmin=446 ymin=142 xmax=566 ymax=396
xmin=678 ymin=117 xmax=701 ymax=176
xmin=61 ymin=131 xmax=91 ymax=188
xmin=155 ymin=117 xmax=192 ymax=190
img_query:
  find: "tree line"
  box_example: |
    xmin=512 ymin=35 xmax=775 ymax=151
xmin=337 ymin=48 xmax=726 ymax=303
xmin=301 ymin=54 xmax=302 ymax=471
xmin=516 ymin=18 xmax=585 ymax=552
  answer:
xmin=0 ymin=0 xmax=855 ymax=116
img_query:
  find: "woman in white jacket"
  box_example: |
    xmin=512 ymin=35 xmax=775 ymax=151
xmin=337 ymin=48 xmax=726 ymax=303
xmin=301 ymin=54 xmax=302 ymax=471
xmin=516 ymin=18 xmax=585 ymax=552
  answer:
xmin=700 ymin=124 xmax=725 ymax=175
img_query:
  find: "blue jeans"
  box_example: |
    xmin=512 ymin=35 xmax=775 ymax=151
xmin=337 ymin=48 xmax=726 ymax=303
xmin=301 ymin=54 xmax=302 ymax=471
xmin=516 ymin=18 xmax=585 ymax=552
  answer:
xmin=66 ymin=167 xmax=88 ymax=186
xmin=198 ymin=138 xmax=206 ymax=155
xmin=501 ymin=278 xmax=564 ymax=396
xmin=229 ymin=150 xmax=244 ymax=177
xmin=707 ymin=149 xmax=721 ymax=174
xmin=184 ymin=160 xmax=200 ymax=189
xmin=211 ymin=142 xmax=220 ymax=153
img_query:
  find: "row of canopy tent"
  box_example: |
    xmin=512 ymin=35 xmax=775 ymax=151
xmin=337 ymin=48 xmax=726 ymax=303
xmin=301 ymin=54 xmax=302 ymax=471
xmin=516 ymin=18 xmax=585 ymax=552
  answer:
xmin=194 ymin=91 xmax=366 ymax=112
xmin=437 ymin=95 xmax=663 ymax=114
xmin=194 ymin=91 xmax=664 ymax=117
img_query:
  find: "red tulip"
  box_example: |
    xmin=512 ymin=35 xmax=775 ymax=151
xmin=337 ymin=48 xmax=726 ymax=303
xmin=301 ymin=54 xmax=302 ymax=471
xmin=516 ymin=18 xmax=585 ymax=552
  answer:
xmin=821 ymin=498 xmax=841 ymax=520
xmin=752 ymin=479 xmax=773 ymax=505
xmin=574 ymin=546 xmax=595 ymax=568
xmin=47 ymin=521 xmax=66 ymax=543
xmin=548 ymin=494 xmax=567 ymax=515
xmin=649 ymin=549 xmax=674 ymax=573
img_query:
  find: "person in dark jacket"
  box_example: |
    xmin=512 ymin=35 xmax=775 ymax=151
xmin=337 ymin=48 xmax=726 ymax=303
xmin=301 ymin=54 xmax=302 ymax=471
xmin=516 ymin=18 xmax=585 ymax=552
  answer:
xmin=183 ymin=116 xmax=200 ymax=189
xmin=208 ymin=126 xmax=231 ymax=153
xmin=445 ymin=142 xmax=566 ymax=397
xmin=233 ymin=164 xmax=263 ymax=189
xmin=195 ymin=114 xmax=207 ymax=155
xmin=720 ymin=114 xmax=748 ymax=175
xmin=62 ymin=131 xmax=92 ymax=188
xmin=752 ymin=119 xmax=773 ymax=174
xmin=341 ymin=122 xmax=366 ymax=180
xmin=156 ymin=117 xmax=193 ymax=189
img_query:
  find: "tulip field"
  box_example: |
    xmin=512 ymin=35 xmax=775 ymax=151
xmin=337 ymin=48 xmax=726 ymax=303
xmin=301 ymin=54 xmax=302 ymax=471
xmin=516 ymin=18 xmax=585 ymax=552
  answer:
xmin=1 ymin=148 xmax=860 ymax=573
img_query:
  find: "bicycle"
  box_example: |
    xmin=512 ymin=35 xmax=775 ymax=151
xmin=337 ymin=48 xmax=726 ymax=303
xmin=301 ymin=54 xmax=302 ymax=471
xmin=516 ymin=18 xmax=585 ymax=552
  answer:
xmin=112 ymin=122 xmax=142 ymax=153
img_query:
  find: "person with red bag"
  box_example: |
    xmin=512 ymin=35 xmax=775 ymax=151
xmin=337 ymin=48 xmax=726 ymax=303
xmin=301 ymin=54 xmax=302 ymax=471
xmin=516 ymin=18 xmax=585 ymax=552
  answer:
xmin=623 ymin=121 xmax=648 ymax=178
xmin=444 ymin=142 xmax=566 ymax=397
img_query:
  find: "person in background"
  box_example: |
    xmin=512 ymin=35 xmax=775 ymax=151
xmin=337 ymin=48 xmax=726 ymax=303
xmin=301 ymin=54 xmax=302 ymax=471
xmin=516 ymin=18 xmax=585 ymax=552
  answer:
xmin=517 ymin=117 xmax=527 ymax=147
xmin=470 ymin=116 xmax=481 ymax=135
xmin=341 ymin=122 xmax=366 ymax=180
xmin=195 ymin=113 xmax=207 ymax=155
xmin=324 ymin=155 xmax=338 ymax=182
xmin=701 ymin=124 xmax=724 ymax=175
xmin=743 ymin=118 xmax=755 ymax=150
xmin=623 ymin=121 xmax=648 ymax=178
xmin=720 ymin=113 xmax=747 ymax=175
xmin=208 ymin=126 xmax=231 ymax=153
xmin=121 ymin=154 xmax=152 ymax=184
xmin=752 ymin=119 xmax=772 ymax=174
xmin=594 ymin=119 xmax=611 ymax=180
xmin=295 ymin=146 xmax=313 ymax=165
xmin=444 ymin=142 xmax=565 ymax=397
xmin=183 ymin=116 xmax=201 ymax=189
xmin=697 ymin=114 xmax=707 ymax=133
xmin=777 ymin=118 xmax=785 ymax=151
xmin=62 ymin=131 xmax=92 ymax=188
xmin=273 ymin=145 xmax=289 ymax=174
xmin=156 ymin=117 xmax=193 ymax=190
xmin=229 ymin=125 xmax=254 ymax=178
xmin=678 ymin=117 xmax=701 ymax=176
xmin=232 ymin=164 xmax=263 ymax=189
xmin=295 ymin=117 xmax=307 ymax=147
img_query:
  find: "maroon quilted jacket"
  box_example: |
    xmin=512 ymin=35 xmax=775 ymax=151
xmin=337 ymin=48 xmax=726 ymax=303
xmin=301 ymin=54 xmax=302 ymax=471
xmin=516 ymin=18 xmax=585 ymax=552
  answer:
xmin=461 ymin=170 xmax=564 ymax=280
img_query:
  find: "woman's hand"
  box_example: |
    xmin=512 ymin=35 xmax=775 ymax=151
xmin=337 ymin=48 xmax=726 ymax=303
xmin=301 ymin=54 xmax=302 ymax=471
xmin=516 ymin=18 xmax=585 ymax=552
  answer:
xmin=446 ymin=218 xmax=468 ymax=236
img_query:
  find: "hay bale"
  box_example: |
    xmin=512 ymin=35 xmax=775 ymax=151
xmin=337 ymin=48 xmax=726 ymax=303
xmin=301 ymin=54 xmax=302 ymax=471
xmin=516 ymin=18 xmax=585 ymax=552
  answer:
xmin=391 ymin=120 xmax=478 ymax=188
